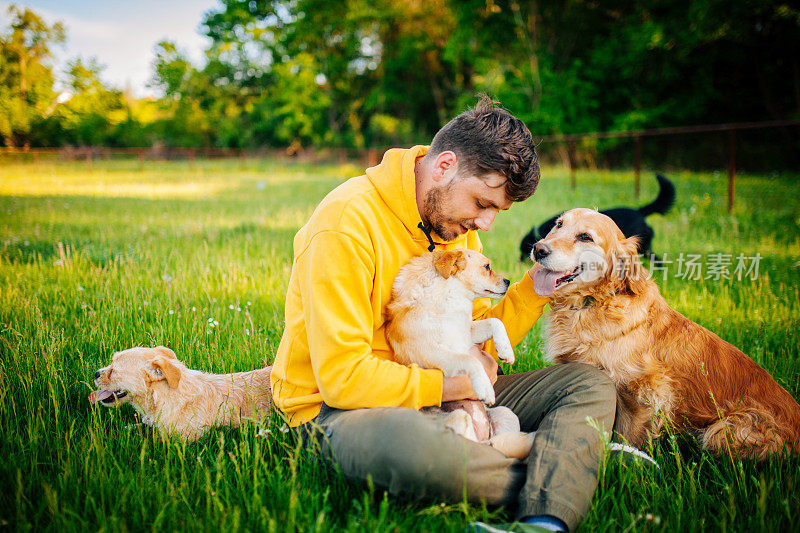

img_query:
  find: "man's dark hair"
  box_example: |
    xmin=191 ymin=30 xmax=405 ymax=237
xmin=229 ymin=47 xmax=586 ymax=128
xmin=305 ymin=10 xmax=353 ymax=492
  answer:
xmin=429 ymin=95 xmax=540 ymax=201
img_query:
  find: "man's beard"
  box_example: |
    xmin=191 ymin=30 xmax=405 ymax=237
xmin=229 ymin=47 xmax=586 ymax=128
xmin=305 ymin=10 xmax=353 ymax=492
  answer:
xmin=422 ymin=183 xmax=476 ymax=241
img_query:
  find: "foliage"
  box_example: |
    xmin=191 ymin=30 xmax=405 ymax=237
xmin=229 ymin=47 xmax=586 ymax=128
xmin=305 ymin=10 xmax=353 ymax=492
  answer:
xmin=0 ymin=4 xmax=64 ymax=146
xmin=0 ymin=1 xmax=798 ymax=166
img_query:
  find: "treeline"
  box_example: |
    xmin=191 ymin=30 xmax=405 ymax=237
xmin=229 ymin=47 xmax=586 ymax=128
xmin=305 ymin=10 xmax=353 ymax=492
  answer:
xmin=1 ymin=1 xmax=798 ymax=163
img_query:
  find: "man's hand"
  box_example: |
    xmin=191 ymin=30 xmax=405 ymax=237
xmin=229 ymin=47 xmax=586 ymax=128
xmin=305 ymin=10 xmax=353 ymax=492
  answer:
xmin=527 ymin=261 xmax=544 ymax=283
xmin=441 ymin=346 xmax=498 ymax=402
xmin=471 ymin=345 xmax=498 ymax=385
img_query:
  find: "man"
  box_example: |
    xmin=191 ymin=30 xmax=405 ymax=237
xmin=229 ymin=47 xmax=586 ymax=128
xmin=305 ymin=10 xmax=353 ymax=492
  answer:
xmin=270 ymin=97 xmax=617 ymax=532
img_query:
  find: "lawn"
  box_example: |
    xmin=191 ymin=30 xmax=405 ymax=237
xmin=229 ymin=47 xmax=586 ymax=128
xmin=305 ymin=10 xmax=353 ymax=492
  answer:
xmin=1 ymin=157 xmax=799 ymax=532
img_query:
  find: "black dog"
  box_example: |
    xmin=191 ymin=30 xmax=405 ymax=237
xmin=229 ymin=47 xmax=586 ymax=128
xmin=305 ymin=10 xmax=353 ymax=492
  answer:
xmin=520 ymin=173 xmax=675 ymax=261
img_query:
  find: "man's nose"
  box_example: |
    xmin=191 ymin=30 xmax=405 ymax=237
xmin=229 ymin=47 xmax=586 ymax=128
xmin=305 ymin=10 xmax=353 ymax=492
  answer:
xmin=475 ymin=209 xmax=497 ymax=231
xmin=533 ymin=242 xmax=551 ymax=261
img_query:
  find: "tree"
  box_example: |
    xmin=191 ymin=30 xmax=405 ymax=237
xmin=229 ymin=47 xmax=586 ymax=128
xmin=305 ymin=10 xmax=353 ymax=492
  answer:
xmin=0 ymin=4 xmax=64 ymax=146
xmin=54 ymin=58 xmax=125 ymax=145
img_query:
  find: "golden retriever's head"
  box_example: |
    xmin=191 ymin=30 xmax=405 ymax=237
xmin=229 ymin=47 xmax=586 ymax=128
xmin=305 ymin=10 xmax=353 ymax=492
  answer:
xmin=90 ymin=346 xmax=183 ymax=407
xmin=530 ymin=208 xmax=648 ymax=297
xmin=434 ymin=249 xmax=510 ymax=299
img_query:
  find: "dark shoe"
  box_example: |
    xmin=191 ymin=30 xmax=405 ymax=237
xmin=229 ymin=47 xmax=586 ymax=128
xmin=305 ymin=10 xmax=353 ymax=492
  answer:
xmin=466 ymin=522 xmax=556 ymax=533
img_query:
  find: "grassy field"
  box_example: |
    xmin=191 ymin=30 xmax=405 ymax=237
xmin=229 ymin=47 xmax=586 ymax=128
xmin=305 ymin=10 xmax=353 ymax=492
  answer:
xmin=1 ymin=158 xmax=799 ymax=532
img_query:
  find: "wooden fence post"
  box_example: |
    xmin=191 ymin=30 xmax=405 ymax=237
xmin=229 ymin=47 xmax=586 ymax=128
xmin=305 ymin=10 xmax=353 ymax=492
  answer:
xmin=728 ymin=129 xmax=736 ymax=213
xmin=634 ymin=135 xmax=642 ymax=199
xmin=568 ymin=141 xmax=576 ymax=191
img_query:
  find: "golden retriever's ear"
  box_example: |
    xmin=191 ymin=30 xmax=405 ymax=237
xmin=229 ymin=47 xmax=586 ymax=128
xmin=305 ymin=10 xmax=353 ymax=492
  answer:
xmin=611 ymin=236 xmax=649 ymax=295
xmin=155 ymin=346 xmax=177 ymax=359
xmin=434 ymin=250 xmax=466 ymax=279
xmin=148 ymin=357 xmax=182 ymax=388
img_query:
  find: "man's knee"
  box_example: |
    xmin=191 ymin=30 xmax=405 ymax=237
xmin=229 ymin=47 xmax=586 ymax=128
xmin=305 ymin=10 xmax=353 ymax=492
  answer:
xmin=552 ymin=363 xmax=618 ymax=417
xmin=573 ymin=363 xmax=615 ymax=392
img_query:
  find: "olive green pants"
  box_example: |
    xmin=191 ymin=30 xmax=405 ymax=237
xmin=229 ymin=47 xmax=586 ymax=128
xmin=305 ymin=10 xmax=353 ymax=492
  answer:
xmin=301 ymin=363 xmax=616 ymax=531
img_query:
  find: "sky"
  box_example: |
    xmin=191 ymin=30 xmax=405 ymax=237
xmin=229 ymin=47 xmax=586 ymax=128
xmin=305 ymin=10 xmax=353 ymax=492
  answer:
xmin=1 ymin=0 xmax=217 ymax=97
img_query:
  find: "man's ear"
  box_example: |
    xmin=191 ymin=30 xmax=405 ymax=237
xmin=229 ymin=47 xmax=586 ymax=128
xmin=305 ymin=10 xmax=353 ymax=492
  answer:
xmin=147 ymin=357 xmax=182 ymax=388
xmin=432 ymin=151 xmax=457 ymax=183
xmin=155 ymin=346 xmax=177 ymax=359
xmin=435 ymin=250 xmax=466 ymax=279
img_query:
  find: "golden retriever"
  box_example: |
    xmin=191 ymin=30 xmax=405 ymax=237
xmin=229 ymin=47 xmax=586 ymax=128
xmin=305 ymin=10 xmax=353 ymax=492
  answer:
xmin=531 ymin=208 xmax=800 ymax=459
xmin=385 ymin=249 xmax=535 ymax=459
xmin=90 ymin=346 xmax=272 ymax=440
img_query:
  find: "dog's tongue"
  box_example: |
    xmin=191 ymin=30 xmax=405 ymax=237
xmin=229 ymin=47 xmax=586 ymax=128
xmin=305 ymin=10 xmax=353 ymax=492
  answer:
xmin=534 ymin=268 xmax=565 ymax=296
xmin=89 ymin=390 xmax=113 ymax=404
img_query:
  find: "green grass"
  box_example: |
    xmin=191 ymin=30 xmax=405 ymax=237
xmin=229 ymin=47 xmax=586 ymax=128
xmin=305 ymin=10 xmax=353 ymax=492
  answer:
xmin=1 ymin=158 xmax=799 ymax=532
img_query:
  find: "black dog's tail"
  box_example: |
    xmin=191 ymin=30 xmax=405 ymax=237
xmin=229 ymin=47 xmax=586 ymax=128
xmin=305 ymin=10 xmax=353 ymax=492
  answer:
xmin=638 ymin=174 xmax=675 ymax=217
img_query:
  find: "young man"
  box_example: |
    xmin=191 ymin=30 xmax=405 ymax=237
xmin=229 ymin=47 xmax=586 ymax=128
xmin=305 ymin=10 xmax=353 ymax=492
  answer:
xmin=270 ymin=97 xmax=617 ymax=532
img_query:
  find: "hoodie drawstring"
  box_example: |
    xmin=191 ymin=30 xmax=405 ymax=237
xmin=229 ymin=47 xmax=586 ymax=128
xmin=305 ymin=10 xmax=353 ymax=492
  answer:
xmin=417 ymin=222 xmax=437 ymax=252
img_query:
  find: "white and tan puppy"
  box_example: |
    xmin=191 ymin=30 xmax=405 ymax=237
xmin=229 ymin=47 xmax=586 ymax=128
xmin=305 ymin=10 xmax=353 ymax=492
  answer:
xmin=90 ymin=346 xmax=272 ymax=441
xmin=386 ymin=249 xmax=534 ymax=459
xmin=386 ymin=249 xmax=514 ymax=405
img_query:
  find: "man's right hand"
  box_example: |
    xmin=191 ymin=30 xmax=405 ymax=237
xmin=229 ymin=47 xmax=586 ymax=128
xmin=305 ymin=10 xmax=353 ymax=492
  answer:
xmin=441 ymin=346 xmax=499 ymax=402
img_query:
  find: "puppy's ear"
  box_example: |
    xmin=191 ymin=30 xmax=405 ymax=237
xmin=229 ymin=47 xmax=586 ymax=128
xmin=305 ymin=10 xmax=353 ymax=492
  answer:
xmin=610 ymin=236 xmax=648 ymax=294
xmin=147 ymin=357 xmax=182 ymax=388
xmin=155 ymin=346 xmax=177 ymax=359
xmin=434 ymin=250 xmax=466 ymax=279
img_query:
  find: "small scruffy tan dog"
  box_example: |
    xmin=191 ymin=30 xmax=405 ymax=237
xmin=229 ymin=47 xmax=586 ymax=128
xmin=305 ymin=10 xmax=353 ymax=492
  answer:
xmin=90 ymin=346 xmax=272 ymax=441
xmin=385 ymin=249 xmax=535 ymax=459
xmin=532 ymin=207 xmax=800 ymax=459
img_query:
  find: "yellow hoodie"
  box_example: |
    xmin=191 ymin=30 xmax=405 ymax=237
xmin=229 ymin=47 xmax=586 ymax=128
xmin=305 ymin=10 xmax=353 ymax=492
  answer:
xmin=271 ymin=145 xmax=549 ymax=426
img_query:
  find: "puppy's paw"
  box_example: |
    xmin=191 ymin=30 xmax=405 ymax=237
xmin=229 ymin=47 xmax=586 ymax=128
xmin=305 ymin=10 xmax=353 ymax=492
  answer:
xmin=473 ymin=378 xmax=496 ymax=406
xmin=489 ymin=431 xmax=536 ymax=460
xmin=496 ymin=344 xmax=515 ymax=365
xmin=444 ymin=409 xmax=478 ymax=442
